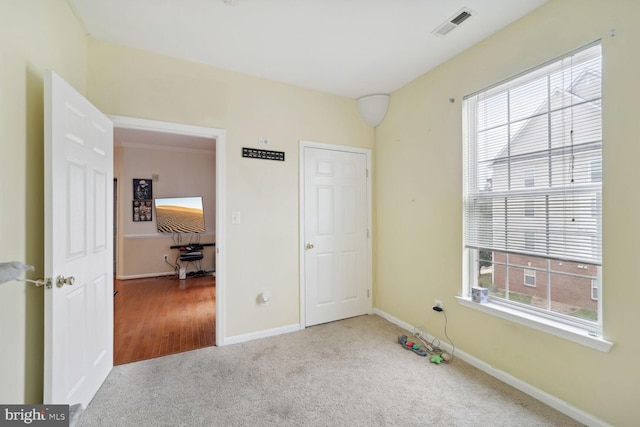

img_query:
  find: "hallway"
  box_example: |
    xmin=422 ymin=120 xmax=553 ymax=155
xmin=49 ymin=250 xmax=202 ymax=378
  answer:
xmin=113 ymin=275 xmax=215 ymax=365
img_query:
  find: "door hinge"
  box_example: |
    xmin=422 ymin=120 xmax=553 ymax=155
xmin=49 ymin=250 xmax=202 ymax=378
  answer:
xmin=367 ymin=228 xmax=370 ymax=238
xmin=367 ymin=289 xmax=370 ymax=298
xmin=366 ymin=169 xmax=369 ymax=178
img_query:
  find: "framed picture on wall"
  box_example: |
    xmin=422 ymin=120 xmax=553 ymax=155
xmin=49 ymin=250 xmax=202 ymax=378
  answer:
xmin=133 ymin=178 xmax=152 ymax=200
xmin=133 ymin=200 xmax=153 ymax=222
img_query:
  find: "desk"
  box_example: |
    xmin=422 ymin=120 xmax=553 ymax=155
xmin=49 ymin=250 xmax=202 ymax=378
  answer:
xmin=169 ymin=243 xmax=215 ymax=250
xmin=169 ymin=243 xmax=215 ymax=275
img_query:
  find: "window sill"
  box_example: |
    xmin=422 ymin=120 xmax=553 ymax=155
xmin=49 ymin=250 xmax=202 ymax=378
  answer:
xmin=456 ymin=296 xmax=613 ymax=352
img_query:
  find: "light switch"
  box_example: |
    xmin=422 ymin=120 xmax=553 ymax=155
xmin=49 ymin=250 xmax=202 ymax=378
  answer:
xmin=232 ymin=211 xmax=241 ymax=224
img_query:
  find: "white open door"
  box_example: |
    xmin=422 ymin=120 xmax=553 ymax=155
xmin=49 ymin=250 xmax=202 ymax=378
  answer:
xmin=302 ymin=143 xmax=371 ymax=327
xmin=44 ymin=70 xmax=114 ymax=407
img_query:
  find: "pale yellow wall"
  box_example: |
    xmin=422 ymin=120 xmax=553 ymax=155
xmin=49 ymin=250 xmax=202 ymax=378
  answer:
xmin=0 ymin=0 xmax=88 ymax=403
xmin=87 ymin=40 xmax=374 ymax=337
xmin=118 ymin=145 xmax=216 ymax=277
xmin=376 ymin=0 xmax=639 ymax=425
xmin=6 ymin=1 xmax=627 ymax=422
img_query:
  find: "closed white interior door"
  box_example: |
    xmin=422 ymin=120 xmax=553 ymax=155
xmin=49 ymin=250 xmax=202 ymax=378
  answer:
xmin=303 ymin=144 xmax=370 ymax=326
xmin=44 ymin=70 xmax=114 ymax=407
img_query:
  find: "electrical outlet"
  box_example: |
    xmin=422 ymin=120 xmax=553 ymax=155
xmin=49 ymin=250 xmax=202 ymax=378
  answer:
xmin=163 ymin=254 xmax=169 ymax=262
xmin=434 ymin=299 xmax=443 ymax=309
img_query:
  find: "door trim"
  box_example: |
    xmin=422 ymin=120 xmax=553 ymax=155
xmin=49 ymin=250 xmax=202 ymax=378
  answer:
xmin=299 ymin=140 xmax=372 ymax=328
xmin=109 ymin=115 xmax=227 ymax=346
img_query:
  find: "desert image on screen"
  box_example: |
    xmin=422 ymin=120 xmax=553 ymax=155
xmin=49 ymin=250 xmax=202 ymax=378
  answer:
xmin=155 ymin=197 xmax=206 ymax=233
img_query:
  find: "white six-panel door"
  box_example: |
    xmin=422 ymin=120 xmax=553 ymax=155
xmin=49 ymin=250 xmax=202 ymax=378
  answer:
xmin=44 ymin=70 xmax=114 ymax=407
xmin=302 ymin=143 xmax=370 ymax=327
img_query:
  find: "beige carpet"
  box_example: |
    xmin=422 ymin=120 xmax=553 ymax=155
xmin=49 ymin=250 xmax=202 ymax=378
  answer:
xmin=77 ymin=314 xmax=582 ymax=426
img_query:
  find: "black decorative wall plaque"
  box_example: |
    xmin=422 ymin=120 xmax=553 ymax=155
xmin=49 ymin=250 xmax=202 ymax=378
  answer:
xmin=242 ymin=147 xmax=285 ymax=161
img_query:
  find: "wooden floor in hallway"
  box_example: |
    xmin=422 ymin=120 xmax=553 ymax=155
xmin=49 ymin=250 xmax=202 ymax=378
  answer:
xmin=113 ymin=274 xmax=215 ymax=365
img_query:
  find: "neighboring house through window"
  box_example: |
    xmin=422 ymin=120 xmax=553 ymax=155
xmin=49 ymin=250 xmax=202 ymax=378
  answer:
xmin=463 ymin=42 xmax=603 ymax=335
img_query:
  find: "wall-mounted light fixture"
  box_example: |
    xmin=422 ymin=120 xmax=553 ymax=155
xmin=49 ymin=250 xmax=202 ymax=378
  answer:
xmin=357 ymin=94 xmax=389 ymax=127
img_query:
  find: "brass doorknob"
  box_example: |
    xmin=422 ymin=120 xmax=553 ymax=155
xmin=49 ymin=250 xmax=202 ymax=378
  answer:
xmin=305 ymin=243 xmax=314 ymax=249
xmin=56 ymin=275 xmax=75 ymax=288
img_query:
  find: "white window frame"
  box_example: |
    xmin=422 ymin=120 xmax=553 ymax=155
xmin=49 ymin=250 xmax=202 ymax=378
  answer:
xmin=461 ymin=41 xmax=612 ymax=352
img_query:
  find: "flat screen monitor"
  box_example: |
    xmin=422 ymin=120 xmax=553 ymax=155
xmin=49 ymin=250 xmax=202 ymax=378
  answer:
xmin=154 ymin=196 xmax=206 ymax=234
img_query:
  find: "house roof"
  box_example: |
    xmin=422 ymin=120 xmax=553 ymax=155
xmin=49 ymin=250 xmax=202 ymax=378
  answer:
xmin=489 ymin=68 xmax=602 ymax=166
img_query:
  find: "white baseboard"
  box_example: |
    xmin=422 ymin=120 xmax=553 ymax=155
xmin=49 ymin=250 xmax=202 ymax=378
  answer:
xmin=117 ymin=269 xmax=216 ymax=280
xmin=116 ymin=272 xmax=175 ymax=280
xmin=373 ymin=308 xmax=611 ymax=427
xmin=222 ymin=323 xmax=302 ymax=346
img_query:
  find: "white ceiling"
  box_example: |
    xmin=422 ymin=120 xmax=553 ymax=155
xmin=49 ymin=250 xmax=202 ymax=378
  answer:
xmin=68 ymin=0 xmax=548 ymax=99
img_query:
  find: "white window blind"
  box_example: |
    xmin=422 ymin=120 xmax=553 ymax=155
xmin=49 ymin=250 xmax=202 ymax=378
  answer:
xmin=463 ymin=42 xmax=602 ymax=266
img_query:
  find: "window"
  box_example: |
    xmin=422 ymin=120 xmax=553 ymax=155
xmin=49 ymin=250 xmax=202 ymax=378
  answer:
xmin=524 ymin=200 xmax=535 ymax=217
xmin=524 ymin=169 xmax=535 ymax=188
xmin=591 ymin=160 xmax=602 ymax=183
xmin=463 ymin=42 xmax=602 ymax=334
xmin=524 ymin=269 xmax=536 ymax=287
xmin=524 ymin=232 xmax=535 ymax=251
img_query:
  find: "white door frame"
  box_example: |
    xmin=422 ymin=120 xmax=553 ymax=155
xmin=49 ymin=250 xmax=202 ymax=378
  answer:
xmin=299 ymin=140 xmax=372 ymax=328
xmin=109 ymin=116 xmax=227 ymax=346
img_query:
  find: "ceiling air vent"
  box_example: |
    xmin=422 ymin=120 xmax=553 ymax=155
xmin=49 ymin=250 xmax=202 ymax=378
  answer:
xmin=432 ymin=8 xmax=474 ymax=37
